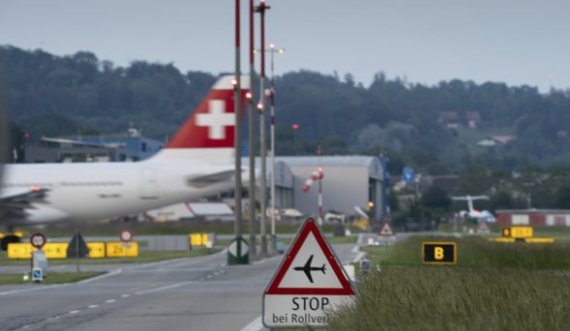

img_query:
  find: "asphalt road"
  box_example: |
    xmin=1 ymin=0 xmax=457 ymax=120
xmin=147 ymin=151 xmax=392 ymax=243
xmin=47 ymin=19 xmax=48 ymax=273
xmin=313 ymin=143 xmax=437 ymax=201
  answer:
xmin=0 ymin=243 xmax=361 ymax=331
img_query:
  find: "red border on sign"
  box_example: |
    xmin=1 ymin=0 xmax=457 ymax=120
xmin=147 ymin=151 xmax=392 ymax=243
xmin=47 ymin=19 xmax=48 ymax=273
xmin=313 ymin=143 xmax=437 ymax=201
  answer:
xmin=30 ymin=232 xmax=47 ymax=249
xmin=379 ymin=221 xmax=395 ymax=237
xmin=265 ymin=218 xmax=355 ymax=295
xmin=120 ymin=230 xmax=133 ymax=243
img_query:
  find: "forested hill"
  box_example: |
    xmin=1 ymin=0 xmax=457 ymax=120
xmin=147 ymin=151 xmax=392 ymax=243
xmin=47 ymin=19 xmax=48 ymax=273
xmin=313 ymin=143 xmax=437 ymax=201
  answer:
xmin=2 ymin=45 xmax=570 ymax=172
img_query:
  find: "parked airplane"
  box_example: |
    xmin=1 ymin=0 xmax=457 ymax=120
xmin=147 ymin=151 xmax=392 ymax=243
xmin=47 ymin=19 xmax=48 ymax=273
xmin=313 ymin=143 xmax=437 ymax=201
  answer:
xmin=451 ymin=195 xmax=496 ymax=222
xmin=294 ymin=254 xmax=326 ymax=283
xmin=0 ymin=76 xmax=250 ymax=234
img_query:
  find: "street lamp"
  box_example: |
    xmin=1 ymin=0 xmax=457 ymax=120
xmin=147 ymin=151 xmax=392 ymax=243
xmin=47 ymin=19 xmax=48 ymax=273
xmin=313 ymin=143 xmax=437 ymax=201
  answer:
xmin=229 ymin=0 xmax=248 ymax=265
xmin=247 ymin=0 xmax=257 ymax=259
xmin=254 ymin=44 xmax=285 ymax=254
xmin=255 ymin=0 xmax=270 ymax=257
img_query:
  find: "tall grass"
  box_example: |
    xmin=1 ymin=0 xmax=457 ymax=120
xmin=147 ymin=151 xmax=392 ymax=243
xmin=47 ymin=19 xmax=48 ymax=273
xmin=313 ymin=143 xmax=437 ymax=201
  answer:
xmin=375 ymin=236 xmax=570 ymax=269
xmin=329 ymin=267 xmax=570 ymax=330
xmin=328 ymin=236 xmax=570 ymax=330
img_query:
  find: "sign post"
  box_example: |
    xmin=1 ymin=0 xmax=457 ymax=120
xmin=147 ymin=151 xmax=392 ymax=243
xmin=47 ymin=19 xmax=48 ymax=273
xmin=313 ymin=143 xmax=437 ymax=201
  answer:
xmin=120 ymin=229 xmax=133 ymax=258
xmin=263 ymin=218 xmax=355 ymax=328
xmin=228 ymin=237 xmax=249 ymax=264
xmin=30 ymin=233 xmax=47 ymax=282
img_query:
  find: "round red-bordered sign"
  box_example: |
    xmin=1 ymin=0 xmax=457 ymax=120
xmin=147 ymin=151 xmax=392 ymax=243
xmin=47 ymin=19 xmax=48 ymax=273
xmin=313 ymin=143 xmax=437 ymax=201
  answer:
xmin=119 ymin=230 xmax=133 ymax=243
xmin=30 ymin=232 xmax=47 ymax=249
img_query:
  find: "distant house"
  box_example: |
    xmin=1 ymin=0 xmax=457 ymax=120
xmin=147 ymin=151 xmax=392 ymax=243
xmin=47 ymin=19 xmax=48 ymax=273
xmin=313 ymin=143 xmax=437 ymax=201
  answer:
xmin=466 ymin=112 xmax=481 ymax=128
xmin=438 ymin=112 xmax=460 ymax=128
xmin=477 ymin=135 xmax=515 ymax=147
xmin=489 ymin=135 xmax=515 ymax=144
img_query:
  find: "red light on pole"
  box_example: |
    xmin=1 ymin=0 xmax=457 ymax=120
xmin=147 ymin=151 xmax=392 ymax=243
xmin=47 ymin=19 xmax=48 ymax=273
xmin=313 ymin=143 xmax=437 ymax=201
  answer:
xmin=291 ymin=124 xmax=300 ymax=130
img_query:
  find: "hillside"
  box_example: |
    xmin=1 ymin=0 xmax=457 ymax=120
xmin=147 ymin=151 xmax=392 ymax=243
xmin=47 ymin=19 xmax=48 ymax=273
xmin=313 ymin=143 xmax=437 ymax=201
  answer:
xmin=1 ymin=45 xmax=570 ymax=173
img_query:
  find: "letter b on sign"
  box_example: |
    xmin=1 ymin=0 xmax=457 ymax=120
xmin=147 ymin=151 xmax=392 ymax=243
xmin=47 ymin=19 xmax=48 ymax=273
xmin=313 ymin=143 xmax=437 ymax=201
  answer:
xmin=422 ymin=242 xmax=456 ymax=265
xmin=434 ymin=247 xmax=444 ymax=260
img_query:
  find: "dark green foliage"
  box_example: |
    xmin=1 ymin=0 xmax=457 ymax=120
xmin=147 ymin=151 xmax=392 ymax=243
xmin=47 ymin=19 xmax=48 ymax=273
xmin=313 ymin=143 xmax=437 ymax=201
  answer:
xmin=2 ymin=46 xmax=570 ymax=167
xmin=421 ymin=186 xmax=451 ymax=211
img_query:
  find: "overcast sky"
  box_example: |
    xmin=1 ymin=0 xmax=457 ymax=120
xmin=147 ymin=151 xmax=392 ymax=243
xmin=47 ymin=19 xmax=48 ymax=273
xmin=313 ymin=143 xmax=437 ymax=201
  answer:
xmin=0 ymin=0 xmax=568 ymax=91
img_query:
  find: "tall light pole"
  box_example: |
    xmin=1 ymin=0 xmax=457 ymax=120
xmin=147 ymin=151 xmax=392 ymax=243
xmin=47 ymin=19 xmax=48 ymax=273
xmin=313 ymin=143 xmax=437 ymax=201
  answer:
xmin=229 ymin=0 xmax=248 ymax=265
xmin=268 ymin=43 xmax=284 ymax=253
xmin=255 ymin=0 xmax=270 ymax=256
xmin=253 ymin=44 xmax=284 ymax=254
xmin=248 ymin=0 xmax=257 ymax=259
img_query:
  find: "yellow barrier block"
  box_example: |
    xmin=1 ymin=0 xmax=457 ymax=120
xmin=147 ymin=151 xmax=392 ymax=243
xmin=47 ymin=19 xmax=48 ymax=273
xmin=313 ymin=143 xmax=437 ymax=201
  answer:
xmin=7 ymin=243 xmax=34 ymax=259
xmin=105 ymin=242 xmax=139 ymax=258
xmin=502 ymin=226 xmax=533 ymax=239
xmin=43 ymin=243 xmax=68 ymax=259
xmin=189 ymin=233 xmax=209 ymax=247
xmin=525 ymin=237 xmax=555 ymax=244
xmin=87 ymin=242 xmax=106 ymax=258
xmin=8 ymin=243 xmax=68 ymax=259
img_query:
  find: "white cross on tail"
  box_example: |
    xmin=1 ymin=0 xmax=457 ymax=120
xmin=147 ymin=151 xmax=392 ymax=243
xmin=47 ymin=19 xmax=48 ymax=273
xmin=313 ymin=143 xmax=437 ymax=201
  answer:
xmin=196 ymin=100 xmax=234 ymax=140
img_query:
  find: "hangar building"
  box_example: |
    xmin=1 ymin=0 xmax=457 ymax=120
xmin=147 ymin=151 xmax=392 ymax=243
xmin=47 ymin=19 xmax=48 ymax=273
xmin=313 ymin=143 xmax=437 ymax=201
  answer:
xmin=277 ymin=156 xmax=388 ymax=221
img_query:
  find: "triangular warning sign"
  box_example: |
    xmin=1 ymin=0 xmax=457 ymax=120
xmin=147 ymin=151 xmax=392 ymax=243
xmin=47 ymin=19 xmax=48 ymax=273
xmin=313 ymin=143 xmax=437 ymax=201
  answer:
xmin=265 ymin=218 xmax=354 ymax=295
xmin=379 ymin=221 xmax=395 ymax=237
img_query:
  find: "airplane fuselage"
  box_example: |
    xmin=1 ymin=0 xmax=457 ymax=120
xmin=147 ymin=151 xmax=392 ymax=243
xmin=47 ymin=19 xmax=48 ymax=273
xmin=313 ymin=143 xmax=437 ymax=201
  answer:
xmin=2 ymin=161 xmax=234 ymax=225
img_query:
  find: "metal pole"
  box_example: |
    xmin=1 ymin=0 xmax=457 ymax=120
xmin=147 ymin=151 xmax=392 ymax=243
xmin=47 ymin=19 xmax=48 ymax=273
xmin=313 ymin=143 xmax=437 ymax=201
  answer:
xmin=75 ymin=230 xmax=80 ymax=273
xmin=269 ymin=48 xmax=276 ymax=254
xmin=256 ymin=0 xmax=270 ymax=256
xmin=318 ymin=175 xmax=323 ymax=225
xmin=229 ymin=0 xmax=247 ymax=265
xmin=248 ymin=0 xmax=257 ymax=259
xmin=317 ymin=147 xmax=323 ymax=226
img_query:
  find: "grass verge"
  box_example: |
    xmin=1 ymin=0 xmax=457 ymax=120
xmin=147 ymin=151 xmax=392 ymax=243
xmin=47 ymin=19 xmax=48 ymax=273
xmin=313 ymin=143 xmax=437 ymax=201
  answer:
xmin=0 ymin=271 xmax=106 ymax=285
xmin=326 ymin=236 xmax=570 ymax=330
xmin=0 ymin=248 xmax=220 ymax=265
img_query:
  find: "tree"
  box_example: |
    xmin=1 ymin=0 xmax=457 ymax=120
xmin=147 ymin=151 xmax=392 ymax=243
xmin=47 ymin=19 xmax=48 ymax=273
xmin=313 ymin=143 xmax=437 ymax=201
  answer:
xmin=421 ymin=186 xmax=451 ymax=211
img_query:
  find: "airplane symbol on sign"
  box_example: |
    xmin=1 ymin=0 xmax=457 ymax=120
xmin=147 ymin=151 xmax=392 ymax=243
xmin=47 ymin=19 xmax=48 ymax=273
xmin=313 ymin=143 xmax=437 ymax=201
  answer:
xmin=293 ymin=254 xmax=326 ymax=283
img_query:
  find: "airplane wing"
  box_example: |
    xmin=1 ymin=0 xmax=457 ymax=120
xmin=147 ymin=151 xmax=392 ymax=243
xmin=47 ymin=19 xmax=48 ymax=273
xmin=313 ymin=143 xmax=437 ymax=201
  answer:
xmin=0 ymin=187 xmax=50 ymax=223
xmin=305 ymin=269 xmax=314 ymax=283
xmin=304 ymin=255 xmax=315 ymax=283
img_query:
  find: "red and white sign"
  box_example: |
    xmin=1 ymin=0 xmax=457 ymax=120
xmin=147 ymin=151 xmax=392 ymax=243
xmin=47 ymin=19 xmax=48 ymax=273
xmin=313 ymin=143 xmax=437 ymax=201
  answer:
xmin=378 ymin=221 xmax=395 ymax=237
xmin=30 ymin=232 xmax=47 ymax=249
xmin=119 ymin=230 xmax=133 ymax=243
xmin=263 ymin=218 xmax=355 ymax=328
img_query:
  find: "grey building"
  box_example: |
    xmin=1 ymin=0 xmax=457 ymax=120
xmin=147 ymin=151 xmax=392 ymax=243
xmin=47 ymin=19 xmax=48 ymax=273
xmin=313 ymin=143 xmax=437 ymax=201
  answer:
xmin=22 ymin=128 xmax=164 ymax=163
xmin=277 ymin=156 xmax=388 ymax=221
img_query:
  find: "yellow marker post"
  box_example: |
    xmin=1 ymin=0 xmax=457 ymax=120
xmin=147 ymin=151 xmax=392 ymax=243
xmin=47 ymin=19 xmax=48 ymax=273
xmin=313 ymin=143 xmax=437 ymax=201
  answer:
xmin=189 ymin=233 xmax=209 ymax=247
xmin=87 ymin=242 xmax=106 ymax=258
xmin=422 ymin=242 xmax=457 ymax=265
xmin=502 ymin=226 xmax=533 ymax=239
xmin=105 ymin=242 xmax=139 ymax=258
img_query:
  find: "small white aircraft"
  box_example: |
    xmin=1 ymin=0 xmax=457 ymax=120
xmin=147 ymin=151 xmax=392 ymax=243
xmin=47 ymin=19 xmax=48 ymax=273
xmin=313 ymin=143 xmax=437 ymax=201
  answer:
xmin=0 ymin=75 xmax=249 ymax=230
xmin=451 ymin=195 xmax=496 ymax=223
